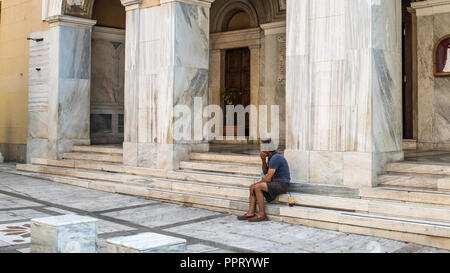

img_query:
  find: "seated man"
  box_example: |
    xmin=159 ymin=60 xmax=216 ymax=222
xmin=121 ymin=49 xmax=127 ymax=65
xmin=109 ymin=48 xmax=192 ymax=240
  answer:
xmin=238 ymin=139 xmax=291 ymax=222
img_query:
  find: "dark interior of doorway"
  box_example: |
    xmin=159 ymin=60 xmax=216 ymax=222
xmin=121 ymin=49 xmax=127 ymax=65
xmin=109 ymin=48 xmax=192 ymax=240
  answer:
xmin=402 ymin=0 xmax=415 ymax=140
xmin=224 ymin=47 xmax=251 ymax=137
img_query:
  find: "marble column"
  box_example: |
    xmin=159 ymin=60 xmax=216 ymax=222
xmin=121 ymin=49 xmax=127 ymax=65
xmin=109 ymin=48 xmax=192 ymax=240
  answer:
xmin=122 ymin=0 xmax=213 ymax=169
xmin=40 ymin=15 xmax=95 ymax=160
xmin=208 ymin=49 xmax=225 ymax=107
xmin=261 ymin=21 xmax=287 ymax=146
xmin=285 ymin=0 xmax=403 ymax=188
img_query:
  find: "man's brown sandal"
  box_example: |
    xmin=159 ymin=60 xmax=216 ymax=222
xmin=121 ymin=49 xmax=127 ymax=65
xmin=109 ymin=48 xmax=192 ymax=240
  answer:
xmin=248 ymin=214 xmax=268 ymax=222
xmin=237 ymin=214 xmax=255 ymax=220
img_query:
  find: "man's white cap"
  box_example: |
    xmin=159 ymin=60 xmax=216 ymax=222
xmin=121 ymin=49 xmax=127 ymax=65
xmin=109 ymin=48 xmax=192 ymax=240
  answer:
xmin=260 ymin=138 xmax=277 ymax=152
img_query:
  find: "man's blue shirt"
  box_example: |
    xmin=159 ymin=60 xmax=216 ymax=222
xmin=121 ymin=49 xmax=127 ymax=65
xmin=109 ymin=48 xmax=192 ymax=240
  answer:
xmin=268 ymin=152 xmax=291 ymax=184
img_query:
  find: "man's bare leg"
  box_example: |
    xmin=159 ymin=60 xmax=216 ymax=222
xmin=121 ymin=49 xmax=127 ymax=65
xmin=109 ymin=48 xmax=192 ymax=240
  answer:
xmin=238 ymin=185 xmax=257 ymax=219
xmin=254 ymin=183 xmax=269 ymax=216
xmin=247 ymin=186 xmax=257 ymax=216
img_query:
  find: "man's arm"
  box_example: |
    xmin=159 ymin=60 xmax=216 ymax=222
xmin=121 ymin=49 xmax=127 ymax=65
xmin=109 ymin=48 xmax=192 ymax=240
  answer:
xmin=261 ymin=152 xmax=268 ymax=175
xmin=260 ymin=169 xmax=276 ymax=184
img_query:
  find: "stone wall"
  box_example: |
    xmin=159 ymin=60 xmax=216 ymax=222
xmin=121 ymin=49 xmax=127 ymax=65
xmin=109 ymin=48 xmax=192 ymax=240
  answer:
xmin=0 ymin=0 xmax=49 ymax=163
xmin=415 ymin=5 xmax=450 ymax=151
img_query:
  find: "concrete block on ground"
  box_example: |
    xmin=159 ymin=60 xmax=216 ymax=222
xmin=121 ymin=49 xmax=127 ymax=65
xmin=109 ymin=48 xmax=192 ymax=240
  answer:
xmin=106 ymin=232 xmax=187 ymax=253
xmin=31 ymin=214 xmax=98 ymax=253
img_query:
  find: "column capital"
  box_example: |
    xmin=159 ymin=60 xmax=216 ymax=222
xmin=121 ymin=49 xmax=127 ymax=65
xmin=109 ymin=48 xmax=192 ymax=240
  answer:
xmin=160 ymin=0 xmax=215 ymax=8
xmin=46 ymin=15 xmax=97 ymax=29
xmin=120 ymin=0 xmax=143 ymax=10
xmin=260 ymin=21 xmax=286 ymax=35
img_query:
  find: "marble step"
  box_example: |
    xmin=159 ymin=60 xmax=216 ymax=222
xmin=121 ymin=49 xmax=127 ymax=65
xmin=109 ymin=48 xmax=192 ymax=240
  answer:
xmin=17 ymin=164 xmax=153 ymax=187
xmin=17 ymin=163 xmax=450 ymax=224
xmin=29 ymin=158 xmax=360 ymax=197
xmin=72 ymin=145 xmax=123 ymax=155
xmin=30 ymin=158 xmax=258 ymax=187
xmin=378 ymin=174 xmax=450 ymax=191
xmin=190 ymin=153 xmax=261 ymax=165
xmin=62 ymin=152 xmax=123 ymax=164
xmin=27 ymin=158 xmax=363 ymax=198
xmin=360 ymin=187 xmax=450 ymax=207
xmin=386 ymin=161 xmax=450 ymax=176
xmin=11 ymin=170 xmax=450 ymax=249
xmin=31 ymin=158 xmax=126 ymax=173
xmin=179 ymin=161 xmax=261 ymax=176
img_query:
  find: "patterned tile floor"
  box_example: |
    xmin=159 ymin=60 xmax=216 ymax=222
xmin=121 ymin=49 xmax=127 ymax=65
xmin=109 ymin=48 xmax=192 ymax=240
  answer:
xmin=0 ymin=163 xmax=448 ymax=253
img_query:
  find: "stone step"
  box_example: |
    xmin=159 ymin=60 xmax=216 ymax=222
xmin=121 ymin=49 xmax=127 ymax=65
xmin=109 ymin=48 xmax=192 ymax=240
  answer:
xmin=360 ymin=187 xmax=450 ymax=207
xmin=31 ymin=158 xmax=126 ymax=173
xmin=30 ymin=158 xmax=257 ymax=187
xmin=386 ymin=161 xmax=450 ymax=176
xmin=190 ymin=153 xmax=261 ymax=165
xmin=72 ymin=145 xmax=123 ymax=155
xmin=179 ymin=161 xmax=261 ymax=176
xmin=17 ymin=163 xmax=450 ymax=224
xmin=12 ymin=170 xmax=450 ymax=250
xmin=29 ymin=158 xmax=361 ymax=197
xmin=378 ymin=174 xmax=450 ymax=191
xmin=62 ymin=152 xmax=123 ymax=164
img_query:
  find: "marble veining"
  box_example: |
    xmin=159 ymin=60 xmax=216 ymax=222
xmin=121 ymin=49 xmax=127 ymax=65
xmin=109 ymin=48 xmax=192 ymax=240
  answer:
xmin=124 ymin=0 xmax=211 ymax=169
xmin=285 ymin=0 xmax=403 ymax=186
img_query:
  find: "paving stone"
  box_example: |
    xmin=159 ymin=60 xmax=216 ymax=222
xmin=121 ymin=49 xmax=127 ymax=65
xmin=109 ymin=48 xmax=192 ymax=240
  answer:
xmin=0 ymin=222 xmax=31 ymax=245
xmin=0 ymin=193 xmax=42 ymax=209
xmin=17 ymin=248 xmax=30 ymax=253
xmin=0 ymin=240 xmax=11 ymax=247
xmin=41 ymin=207 xmax=136 ymax=234
xmin=1 ymin=165 xmax=449 ymax=253
xmin=0 ymin=209 xmax=50 ymax=222
xmin=186 ymin=243 xmax=221 ymax=253
xmin=102 ymin=203 xmax=219 ymax=228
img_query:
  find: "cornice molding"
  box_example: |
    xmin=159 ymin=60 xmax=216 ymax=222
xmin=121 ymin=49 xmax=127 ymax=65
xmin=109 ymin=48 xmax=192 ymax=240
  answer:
xmin=411 ymin=0 xmax=450 ymax=16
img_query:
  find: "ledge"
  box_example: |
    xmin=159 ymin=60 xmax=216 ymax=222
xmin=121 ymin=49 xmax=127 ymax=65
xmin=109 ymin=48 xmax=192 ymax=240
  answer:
xmin=411 ymin=0 xmax=450 ymax=16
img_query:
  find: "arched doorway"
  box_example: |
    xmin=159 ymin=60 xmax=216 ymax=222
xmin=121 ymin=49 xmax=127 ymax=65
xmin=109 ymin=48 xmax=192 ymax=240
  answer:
xmin=89 ymin=0 xmax=126 ymax=145
xmin=223 ymin=11 xmax=252 ymax=137
xmin=209 ymin=0 xmax=287 ymax=149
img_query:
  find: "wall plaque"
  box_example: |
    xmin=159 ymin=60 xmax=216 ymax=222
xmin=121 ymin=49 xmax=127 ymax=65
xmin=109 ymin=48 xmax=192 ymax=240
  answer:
xmin=434 ymin=34 xmax=450 ymax=77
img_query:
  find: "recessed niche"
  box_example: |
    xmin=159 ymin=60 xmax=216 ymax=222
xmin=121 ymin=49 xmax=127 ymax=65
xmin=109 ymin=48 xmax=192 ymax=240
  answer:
xmin=434 ymin=34 xmax=450 ymax=77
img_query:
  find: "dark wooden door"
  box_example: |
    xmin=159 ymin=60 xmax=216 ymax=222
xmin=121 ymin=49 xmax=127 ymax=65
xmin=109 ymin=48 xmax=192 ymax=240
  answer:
xmin=225 ymin=47 xmax=251 ymax=135
xmin=402 ymin=0 xmax=414 ymax=140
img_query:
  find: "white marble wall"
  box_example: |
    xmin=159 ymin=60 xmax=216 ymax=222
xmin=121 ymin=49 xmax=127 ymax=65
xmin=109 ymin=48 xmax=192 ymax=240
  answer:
xmin=285 ymin=0 xmax=403 ymax=187
xmin=416 ymin=10 xmax=450 ymax=151
xmin=45 ymin=17 xmax=95 ymax=160
xmin=123 ymin=0 xmax=212 ymax=169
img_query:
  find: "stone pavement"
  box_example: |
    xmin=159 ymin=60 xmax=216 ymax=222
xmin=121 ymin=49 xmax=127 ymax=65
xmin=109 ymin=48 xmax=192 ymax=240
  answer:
xmin=0 ymin=163 xmax=447 ymax=253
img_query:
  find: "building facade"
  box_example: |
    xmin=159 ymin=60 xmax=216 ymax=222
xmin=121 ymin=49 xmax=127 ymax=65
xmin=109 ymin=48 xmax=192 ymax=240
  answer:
xmin=2 ymin=0 xmax=450 ymax=250
xmin=0 ymin=0 xmax=449 ymax=186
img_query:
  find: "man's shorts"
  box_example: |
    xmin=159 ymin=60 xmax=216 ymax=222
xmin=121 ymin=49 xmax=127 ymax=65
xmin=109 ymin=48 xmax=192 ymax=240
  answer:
xmin=263 ymin=181 xmax=290 ymax=203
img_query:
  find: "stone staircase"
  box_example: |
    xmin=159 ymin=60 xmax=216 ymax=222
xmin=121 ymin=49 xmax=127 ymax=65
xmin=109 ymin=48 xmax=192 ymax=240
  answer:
xmin=378 ymin=161 xmax=450 ymax=191
xmin=14 ymin=145 xmax=450 ymax=250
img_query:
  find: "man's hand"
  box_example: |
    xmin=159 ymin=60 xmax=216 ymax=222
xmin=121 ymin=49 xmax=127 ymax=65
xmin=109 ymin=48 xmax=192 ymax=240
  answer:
xmin=260 ymin=151 xmax=268 ymax=160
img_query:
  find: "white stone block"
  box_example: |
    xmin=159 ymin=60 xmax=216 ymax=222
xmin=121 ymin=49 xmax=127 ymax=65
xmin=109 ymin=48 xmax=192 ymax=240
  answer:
xmin=106 ymin=232 xmax=187 ymax=253
xmin=0 ymin=152 xmax=3 ymax=163
xmin=31 ymin=214 xmax=98 ymax=253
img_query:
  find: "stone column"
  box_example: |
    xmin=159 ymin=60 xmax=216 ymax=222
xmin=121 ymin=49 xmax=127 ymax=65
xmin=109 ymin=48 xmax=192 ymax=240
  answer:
xmin=209 ymin=49 xmax=225 ymax=107
xmin=44 ymin=15 xmax=96 ymax=160
xmin=284 ymin=0 xmax=403 ymax=188
xmin=122 ymin=0 xmax=213 ymax=169
xmin=261 ymin=21 xmax=287 ymax=147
